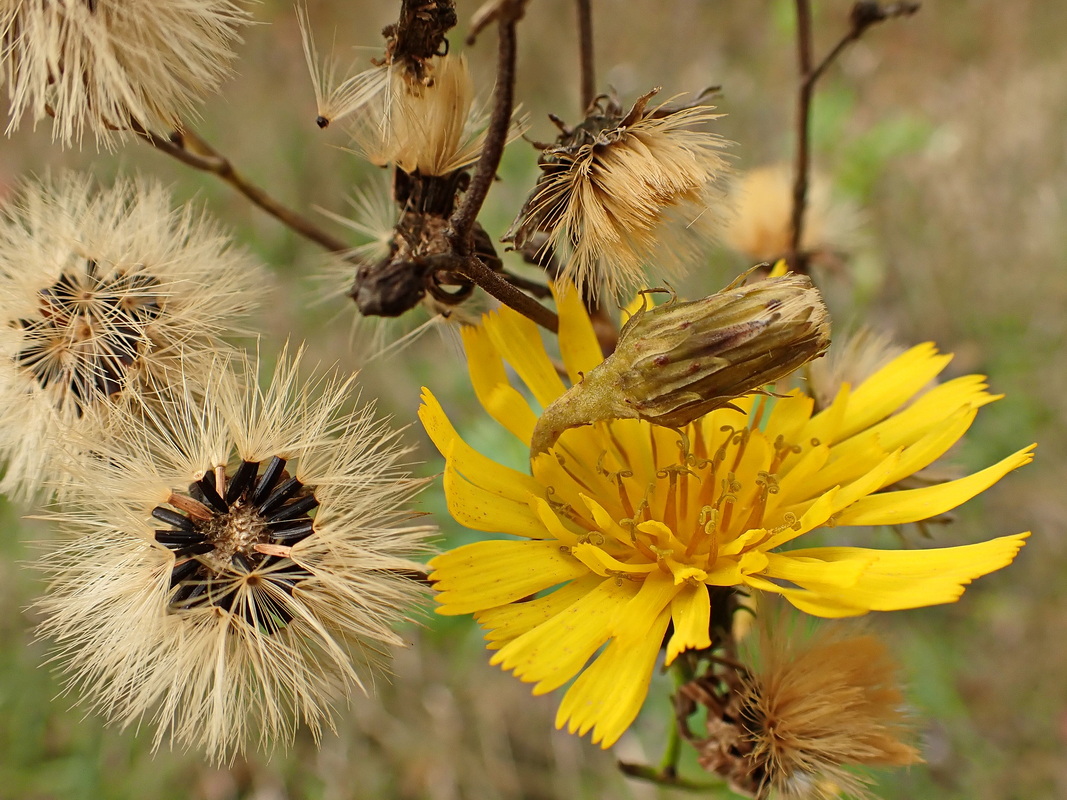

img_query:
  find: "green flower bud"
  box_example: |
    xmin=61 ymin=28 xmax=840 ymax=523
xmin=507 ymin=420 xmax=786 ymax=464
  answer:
xmin=531 ymin=273 xmax=831 ymax=455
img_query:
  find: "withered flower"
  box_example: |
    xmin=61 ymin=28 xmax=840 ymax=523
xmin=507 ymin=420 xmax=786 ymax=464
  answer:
xmin=682 ymin=626 xmax=921 ymax=799
xmin=530 ymin=272 xmax=831 ymax=455
xmin=723 ymin=164 xmax=861 ymax=269
xmin=505 ymin=89 xmax=729 ymax=300
xmin=1 ymin=0 xmax=250 ymax=146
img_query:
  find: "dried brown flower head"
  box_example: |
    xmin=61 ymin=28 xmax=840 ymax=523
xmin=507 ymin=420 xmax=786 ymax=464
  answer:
xmin=530 ymin=272 xmax=830 ymax=455
xmin=505 ymin=89 xmax=729 ymax=300
xmin=683 ymin=626 xmax=921 ymax=799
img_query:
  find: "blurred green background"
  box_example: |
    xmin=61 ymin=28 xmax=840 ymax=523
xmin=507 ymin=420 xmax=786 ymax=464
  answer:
xmin=1 ymin=0 xmax=1064 ymax=797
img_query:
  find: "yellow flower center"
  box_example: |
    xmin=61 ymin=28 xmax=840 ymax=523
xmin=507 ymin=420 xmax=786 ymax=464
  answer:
xmin=535 ymin=403 xmax=808 ymax=586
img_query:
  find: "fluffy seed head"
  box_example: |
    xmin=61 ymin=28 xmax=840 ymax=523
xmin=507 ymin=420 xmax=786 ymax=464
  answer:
xmin=505 ymin=89 xmax=730 ymax=300
xmin=0 ymin=173 xmax=267 ymax=501
xmin=1 ymin=0 xmax=251 ymax=146
xmin=36 ymin=349 xmax=433 ymax=763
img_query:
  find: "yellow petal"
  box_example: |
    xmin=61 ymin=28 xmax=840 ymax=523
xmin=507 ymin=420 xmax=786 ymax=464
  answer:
xmin=761 ymin=551 xmax=873 ymax=588
xmin=431 ymin=540 xmax=588 ymax=614
xmin=422 ymin=393 xmax=544 ymax=499
xmin=571 ymin=542 xmax=657 ymax=576
xmin=528 ymin=496 xmax=584 ymax=547
xmin=764 ymin=391 xmax=815 ymax=452
xmin=443 ymin=460 xmax=545 ymax=537
xmin=552 ymin=282 xmax=605 ymax=382
xmin=490 ymin=577 xmax=636 ymax=692
xmin=833 ymin=445 xmax=1035 ymax=527
xmin=775 ymin=533 xmax=1029 ymax=613
xmin=556 ymin=604 xmax=672 ymax=747
xmin=834 ymin=343 xmax=952 ymax=441
xmin=483 ymin=306 xmax=567 ymax=408
xmin=666 ymin=583 xmax=711 ymax=664
xmin=477 ymin=574 xmax=602 ymax=646
xmin=876 ymin=407 xmax=975 ymax=490
xmin=461 ymin=322 xmax=538 ymax=443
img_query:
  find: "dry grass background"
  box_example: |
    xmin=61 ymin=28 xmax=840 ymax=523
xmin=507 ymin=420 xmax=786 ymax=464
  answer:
xmin=1 ymin=1 xmax=1065 ymax=798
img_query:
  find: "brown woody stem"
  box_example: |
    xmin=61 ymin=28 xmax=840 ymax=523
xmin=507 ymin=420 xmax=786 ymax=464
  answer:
xmin=138 ymin=126 xmax=351 ymax=254
xmin=788 ymin=1 xmax=920 ymax=270
xmin=576 ymin=0 xmax=595 ymax=111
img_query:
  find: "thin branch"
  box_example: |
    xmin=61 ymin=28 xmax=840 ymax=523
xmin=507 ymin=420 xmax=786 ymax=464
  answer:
xmin=447 ymin=4 xmax=522 ymax=256
xmin=616 ymin=762 xmax=726 ymax=793
xmin=788 ymin=1 xmax=920 ymax=270
xmin=788 ymin=0 xmax=815 ymax=269
xmin=138 ymin=126 xmax=352 ymax=254
xmin=576 ymin=0 xmax=595 ymax=111
xmin=426 ymin=253 xmax=559 ymax=332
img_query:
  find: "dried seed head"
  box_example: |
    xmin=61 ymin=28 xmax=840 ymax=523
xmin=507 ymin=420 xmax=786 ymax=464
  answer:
xmin=723 ymin=164 xmax=862 ymax=266
xmin=683 ymin=627 xmax=921 ymax=799
xmin=326 ymin=54 xmax=522 ymax=176
xmin=1 ymin=0 xmax=250 ymax=146
xmin=36 ymin=348 xmax=434 ymax=763
xmin=530 ymin=273 xmax=830 ymax=455
xmin=0 ymin=173 xmax=267 ymax=501
xmin=505 ymin=89 xmax=730 ymax=300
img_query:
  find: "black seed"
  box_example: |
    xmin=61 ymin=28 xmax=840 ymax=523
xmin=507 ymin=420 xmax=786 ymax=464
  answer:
xmin=252 ymin=456 xmax=286 ymax=505
xmin=175 ymin=541 xmax=215 ymax=559
xmin=258 ymin=476 xmax=301 ymax=516
xmin=172 ymin=579 xmax=210 ymax=606
xmin=152 ymin=507 xmax=195 ymax=531
xmin=169 ymin=558 xmax=202 ymax=588
xmin=269 ymin=494 xmax=319 ymax=522
xmin=269 ymin=519 xmax=315 ymax=543
xmin=231 ymin=552 xmax=260 ymax=574
xmin=154 ymin=530 xmax=205 ymax=548
xmin=225 ymin=460 xmax=259 ymax=504
xmin=196 ymin=475 xmax=228 ymax=513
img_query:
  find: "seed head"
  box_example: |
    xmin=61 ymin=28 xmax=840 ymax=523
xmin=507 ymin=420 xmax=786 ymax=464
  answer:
xmin=36 ymin=348 xmax=433 ymax=763
xmin=683 ymin=624 xmax=921 ymax=799
xmin=505 ymin=89 xmax=729 ymax=300
xmin=0 ymin=173 xmax=267 ymax=501
xmin=1 ymin=0 xmax=251 ymax=146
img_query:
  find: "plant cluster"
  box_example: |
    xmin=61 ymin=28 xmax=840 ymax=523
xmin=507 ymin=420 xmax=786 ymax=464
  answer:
xmin=0 ymin=0 xmax=1034 ymax=797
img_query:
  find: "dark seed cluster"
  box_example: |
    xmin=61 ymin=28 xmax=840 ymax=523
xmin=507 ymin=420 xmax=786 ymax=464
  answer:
xmin=14 ymin=258 xmax=161 ymax=414
xmin=152 ymin=456 xmax=319 ymax=633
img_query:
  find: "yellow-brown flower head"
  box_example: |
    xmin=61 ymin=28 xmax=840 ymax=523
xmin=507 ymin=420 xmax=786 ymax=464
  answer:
xmin=530 ymin=273 xmax=830 ymax=455
xmin=684 ymin=627 xmax=921 ymax=799
xmin=723 ymin=164 xmax=861 ymax=266
xmin=505 ymin=89 xmax=729 ymax=300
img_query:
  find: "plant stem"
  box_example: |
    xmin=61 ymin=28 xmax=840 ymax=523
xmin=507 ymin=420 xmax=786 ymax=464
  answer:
xmin=788 ymin=1 xmax=920 ymax=271
xmin=137 ymin=126 xmax=351 ymax=254
xmin=447 ymin=6 xmax=520 ymax=256
xmin=576 ymin=0 xmax=595 ymax=111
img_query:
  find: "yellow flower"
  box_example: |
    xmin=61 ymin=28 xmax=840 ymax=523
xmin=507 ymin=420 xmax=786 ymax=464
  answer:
xmin=421 ymin=288 xmax=1033 ymax=749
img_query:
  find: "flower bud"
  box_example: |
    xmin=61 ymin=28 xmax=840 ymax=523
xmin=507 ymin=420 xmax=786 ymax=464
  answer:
xmin=530 ymin=273 xmax=830 ymax=455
